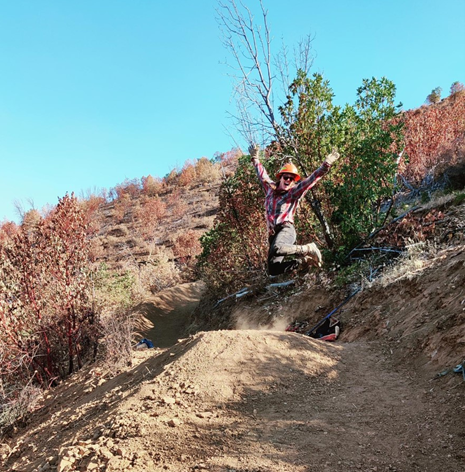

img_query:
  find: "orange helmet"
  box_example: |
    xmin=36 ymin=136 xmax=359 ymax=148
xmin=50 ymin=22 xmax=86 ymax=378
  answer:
xmin=276 ymin=162 xmax=301 ymax=182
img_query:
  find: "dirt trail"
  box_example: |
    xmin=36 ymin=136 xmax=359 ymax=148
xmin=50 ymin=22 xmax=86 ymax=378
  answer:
xmin=1 ymin=331 xmax=463 ymax=472
xmin=1 ymin=247 xmax=464 ymax=472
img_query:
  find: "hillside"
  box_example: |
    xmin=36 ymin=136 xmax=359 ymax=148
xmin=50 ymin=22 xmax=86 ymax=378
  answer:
xmin=1 ymin=95 xmax=464 ymax=472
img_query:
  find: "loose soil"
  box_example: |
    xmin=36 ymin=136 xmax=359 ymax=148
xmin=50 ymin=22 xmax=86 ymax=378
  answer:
xmin=1 ymin=245 xmax=464 ymax=472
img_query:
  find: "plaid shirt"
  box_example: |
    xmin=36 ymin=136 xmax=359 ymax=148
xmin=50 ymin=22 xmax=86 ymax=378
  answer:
xmin=253 ymin=159 xmax=330 ymax=233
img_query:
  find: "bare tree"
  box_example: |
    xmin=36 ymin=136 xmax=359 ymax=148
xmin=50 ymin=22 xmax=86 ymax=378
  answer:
xmin=13 ymin=198 xmax=37 ymax=224
xmin=217 ymin=0 xmax=314 ymax=147
xmin=13 ymin=199 xmax=25 ymax=222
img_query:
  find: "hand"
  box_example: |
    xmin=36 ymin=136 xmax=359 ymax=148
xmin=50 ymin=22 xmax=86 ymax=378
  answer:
xmin=248 ymin=143 xmax=260 ymax=161
xmin=324 ymin=149 xmax=340 ymax=166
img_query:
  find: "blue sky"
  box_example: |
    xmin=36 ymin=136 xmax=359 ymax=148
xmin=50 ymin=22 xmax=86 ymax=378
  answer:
xmin=1 ymin=0 xmax=464 ymax=223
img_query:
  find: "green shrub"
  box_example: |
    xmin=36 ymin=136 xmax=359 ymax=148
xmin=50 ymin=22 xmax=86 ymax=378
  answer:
xmin=426 ymin=87 xmax=442 ymax=104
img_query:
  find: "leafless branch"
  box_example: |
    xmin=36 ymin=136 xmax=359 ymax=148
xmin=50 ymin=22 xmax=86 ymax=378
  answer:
xmin=275 ymin=34 xmax=315 ymax=95
xmin=217 ymin=0 xmax=281 ymax=143
xmin=217 ymin=0 xmax=316 ymax=154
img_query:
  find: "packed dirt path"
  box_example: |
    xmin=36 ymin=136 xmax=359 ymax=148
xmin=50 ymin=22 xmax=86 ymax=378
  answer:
xmin=1 ymin=329 xmax=463 ymax=472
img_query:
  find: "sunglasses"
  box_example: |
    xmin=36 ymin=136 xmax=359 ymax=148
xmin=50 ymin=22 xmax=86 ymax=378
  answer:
xmin=282 ymin=174 xmax=295 ymax=182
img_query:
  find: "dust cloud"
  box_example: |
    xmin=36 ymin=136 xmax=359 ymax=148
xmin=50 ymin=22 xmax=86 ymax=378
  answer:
xmin=233 ymin=307 xmax=292 ymax=331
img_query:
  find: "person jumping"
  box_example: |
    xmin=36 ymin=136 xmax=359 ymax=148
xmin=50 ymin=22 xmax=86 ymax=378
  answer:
xmin=249 ymin=144 xmax=339 ymax=276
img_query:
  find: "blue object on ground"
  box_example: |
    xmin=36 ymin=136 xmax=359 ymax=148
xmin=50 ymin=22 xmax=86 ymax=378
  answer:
xmin=453 ymin=362 xmax=465 ymax=381
xmin=136 ymin=338 xmax=154 ymax=348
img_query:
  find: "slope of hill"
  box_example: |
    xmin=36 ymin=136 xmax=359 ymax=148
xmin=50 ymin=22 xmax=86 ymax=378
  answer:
xmin=92 ymin=180 xmax=221 ymax=270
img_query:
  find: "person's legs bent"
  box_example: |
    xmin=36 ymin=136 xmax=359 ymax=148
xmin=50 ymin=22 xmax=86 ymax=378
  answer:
xmin=268 ymin=224 xmax=322 ymax=275
xmin=268 ymin=225 xmax=299 ymax=276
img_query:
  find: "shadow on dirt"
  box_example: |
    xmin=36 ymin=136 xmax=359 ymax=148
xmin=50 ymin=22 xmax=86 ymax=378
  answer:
xmin=132 ymin=280 xmax=206 ymax=349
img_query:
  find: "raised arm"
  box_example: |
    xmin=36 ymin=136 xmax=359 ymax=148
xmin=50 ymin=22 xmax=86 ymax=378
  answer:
xmin=291 ymin=150 xmax=340 ymax=198
xmin=249 ymin=144 xmax=275 ymax=192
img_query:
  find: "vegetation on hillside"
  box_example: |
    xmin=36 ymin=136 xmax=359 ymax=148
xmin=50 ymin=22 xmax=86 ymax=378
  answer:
xmin=197 ymin=86 xmax=465 ymax=293
xmin=0 ymin=195 xmax=96 ymax=426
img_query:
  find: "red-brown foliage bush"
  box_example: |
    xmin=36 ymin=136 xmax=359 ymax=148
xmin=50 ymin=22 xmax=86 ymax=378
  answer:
xmin=195 ymin=157 xmax=221 ymax=183
xmin=173 ymin=230 xmax=202 ymax=263
xmin=375 ymin=210 xmax=445 ymax=247
xmin=81 ymin=194 xmax=106 ymax=214
xmin=450 ymin=81 xmax=465 ymax=96
xmin=178 ymin=161 xmax=197 ymax=187
xmin=80 ymin=195 xmax=106 ymax=236
xmin=110 ymin=178 xmax=141 ymax=200
xmin=163 ymin=169 xmax=179 ymax=187
xmin=113 ymin=194 xmax=134 ymax=223
xmin=0 ymin=194 xmax=97 ymax=389
xmin=137 ymin=196 xmax=167 ymax=238
xmin=141 ymin=174 xmax=164 ymax=196
xmin=402 ymin=93 xmax=465 ymax=184
xmin=21 ymin=209 xmax=42 ymax=234
xmin=218 ymin=147 xmax=242 ymax=167
xmin=167 ymin=190 xmax=188 ymax=219
xmin=0 ymin=220 xmax=19 ymax=246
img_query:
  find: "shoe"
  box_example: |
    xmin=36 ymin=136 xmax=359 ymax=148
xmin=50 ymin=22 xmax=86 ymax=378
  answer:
xmin=299 ymin=256 xmax=314 ymax=272
xmin=303 ymin=243 xmax=322 ymax=267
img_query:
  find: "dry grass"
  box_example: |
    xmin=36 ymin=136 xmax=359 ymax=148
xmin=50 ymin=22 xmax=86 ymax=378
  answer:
xmin=368 ymin=241 xmax=439 ymax=289
xmin=418 ymin=192 xmax=457 ymax=211
xmin=0 ymin=381 xmax=43 ymax=433
xmin=98 ymin=310 xmax=134 ymax=374
xmin=365 ymin=190 xmax=462 ymax=288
